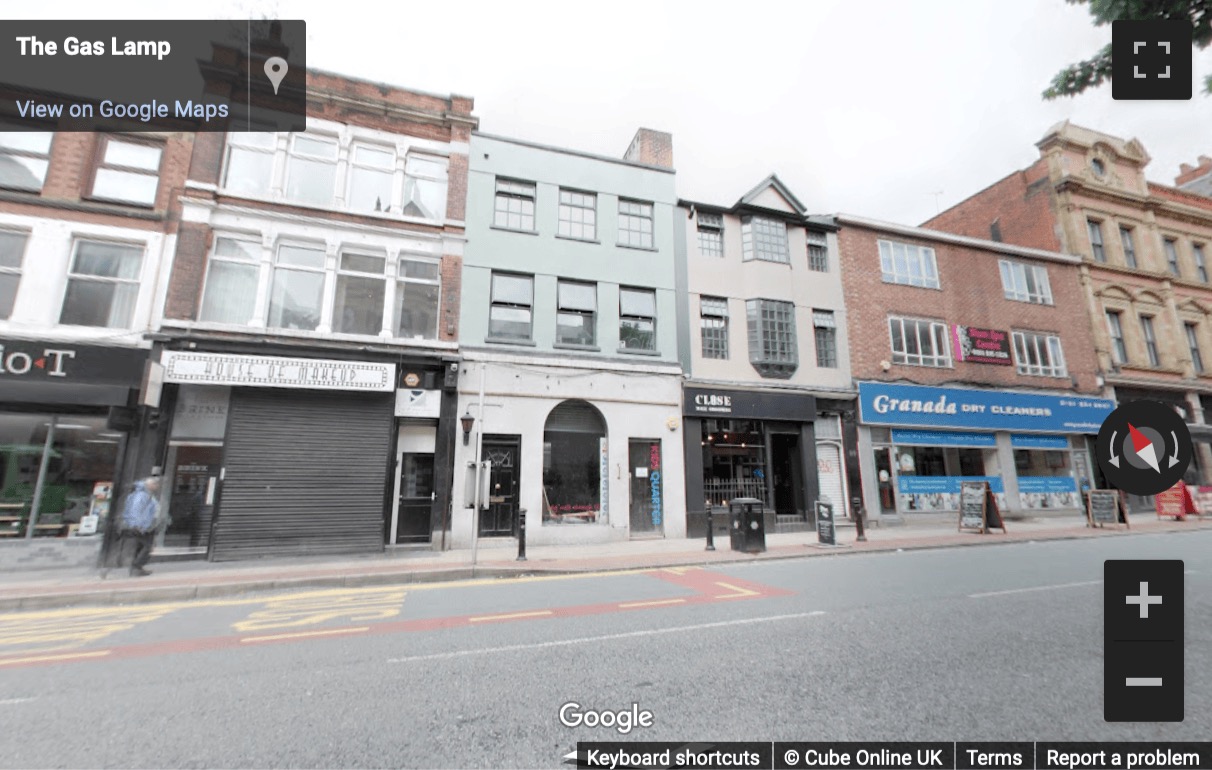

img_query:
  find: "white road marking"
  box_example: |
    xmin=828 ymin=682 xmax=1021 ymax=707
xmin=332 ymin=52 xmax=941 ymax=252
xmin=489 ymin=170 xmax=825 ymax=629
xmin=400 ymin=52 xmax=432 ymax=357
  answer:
xmin=1126 ymin=677 xmax=1163 ymax=687
xmin=387 ymin=611 xmax=826 ymax=664
xmin=0 ymin=698 xmax=34 ymax=705
xmin=968 ymin=580 xmax=1101 ymax=598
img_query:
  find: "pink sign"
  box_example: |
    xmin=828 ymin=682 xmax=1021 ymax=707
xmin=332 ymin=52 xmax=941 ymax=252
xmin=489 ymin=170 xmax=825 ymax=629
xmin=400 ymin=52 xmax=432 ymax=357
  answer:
xmin=953 ymin=325 xmax=1013 ymax=365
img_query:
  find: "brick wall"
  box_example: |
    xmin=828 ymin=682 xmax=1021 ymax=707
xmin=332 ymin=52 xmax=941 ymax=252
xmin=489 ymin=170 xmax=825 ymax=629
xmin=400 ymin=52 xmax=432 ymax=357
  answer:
xmin=923 ymin=159 xmax=1061 ymax=252
xmin=188 ymin=132 xmax=226 ymax=186
xmin=838 ymin=222 xmax=1100 ymax=394
xmin=164 ymin=222 xmax=212 ymax=320
xmin=440 ymin=254 xmax=462 ymax=342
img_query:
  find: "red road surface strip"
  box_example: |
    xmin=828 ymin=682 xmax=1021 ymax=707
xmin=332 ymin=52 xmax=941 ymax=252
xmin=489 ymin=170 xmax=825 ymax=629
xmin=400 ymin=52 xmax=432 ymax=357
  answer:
xmin=0 ymin=568 xmax=790 ymax=670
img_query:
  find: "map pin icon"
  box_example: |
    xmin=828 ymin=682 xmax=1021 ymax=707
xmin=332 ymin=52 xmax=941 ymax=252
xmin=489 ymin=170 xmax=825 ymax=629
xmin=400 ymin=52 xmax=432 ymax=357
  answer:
xmin=264 ymin=56 xmax=288 ymax=95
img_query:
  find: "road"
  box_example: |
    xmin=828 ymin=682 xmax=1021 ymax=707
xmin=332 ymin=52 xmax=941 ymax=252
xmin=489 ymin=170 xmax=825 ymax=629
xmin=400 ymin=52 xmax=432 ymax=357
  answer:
xmin=0 ymin=531 xmax=1207 ymax=768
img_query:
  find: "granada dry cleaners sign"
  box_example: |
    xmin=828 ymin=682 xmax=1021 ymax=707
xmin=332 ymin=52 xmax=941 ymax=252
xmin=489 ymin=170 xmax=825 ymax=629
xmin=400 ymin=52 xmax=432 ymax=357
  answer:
xmin=858 ymin=381 xmax=1115 ymax=434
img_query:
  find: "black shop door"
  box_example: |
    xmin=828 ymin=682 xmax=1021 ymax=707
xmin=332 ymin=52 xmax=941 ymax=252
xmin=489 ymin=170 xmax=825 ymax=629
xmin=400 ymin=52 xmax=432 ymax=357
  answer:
xmin=480 ymin=435 xmax=520 ymax=537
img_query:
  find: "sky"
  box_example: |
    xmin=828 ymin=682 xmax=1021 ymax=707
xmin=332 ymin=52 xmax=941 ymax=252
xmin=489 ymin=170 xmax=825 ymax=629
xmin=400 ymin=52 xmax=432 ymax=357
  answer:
xmin=12 ymin=0 xmax=1212 ymax=225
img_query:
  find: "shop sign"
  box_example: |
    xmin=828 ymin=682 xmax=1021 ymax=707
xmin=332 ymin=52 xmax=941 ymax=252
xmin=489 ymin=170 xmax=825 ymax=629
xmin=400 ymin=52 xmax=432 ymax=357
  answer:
xmin=171 ymin=386 xmax=229 ymax=441
xmin=0 ymin=339 xmax=145 ymax=384
xmin=162 ymin=351 xmax=395 ymax=392
xmin=897 ymin=475 xmax=1006 ymax=512
xmin=1010 ymin=434 xmax=1069 ymax=450
xmin=649 ymin=442 xmax=662 ymax=528
xmin=599 ymin=438 xmax=609 ymax=523
xmin=684 ymin=386 xmax=815 ymax=421
xmin=394 ymin=389 xmax=441 ymax=418
xmin=952 ymin=325 xmax=1012 ymax=365
xmin=1019 ymin=475 xmax=1080 ymax=509
xmin=859 ymin=381 xmax=1114 ymax=434
xmin=890 ymin=429 xmax=995 ymax=448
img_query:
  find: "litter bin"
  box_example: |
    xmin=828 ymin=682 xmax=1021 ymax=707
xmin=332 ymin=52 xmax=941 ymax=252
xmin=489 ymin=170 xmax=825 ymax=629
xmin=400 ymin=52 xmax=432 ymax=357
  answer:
xmin=728 ymin=497 xmax=766 ymax=553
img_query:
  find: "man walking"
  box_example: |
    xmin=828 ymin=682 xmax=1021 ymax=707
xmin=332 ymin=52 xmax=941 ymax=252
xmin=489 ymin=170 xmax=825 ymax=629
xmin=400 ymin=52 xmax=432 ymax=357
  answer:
xmin=120 ymin=476 xmax=162 ymax=577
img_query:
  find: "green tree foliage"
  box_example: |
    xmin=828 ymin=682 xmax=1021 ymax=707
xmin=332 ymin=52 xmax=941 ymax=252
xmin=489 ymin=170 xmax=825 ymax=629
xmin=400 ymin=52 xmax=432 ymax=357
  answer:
xmin=1043 ymin=0 xmax=1212 ymax=99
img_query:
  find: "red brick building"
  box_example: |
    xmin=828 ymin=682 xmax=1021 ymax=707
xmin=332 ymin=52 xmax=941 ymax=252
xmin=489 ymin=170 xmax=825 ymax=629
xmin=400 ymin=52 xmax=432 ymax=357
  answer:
xmin=837 ymin=214 xmax=1112 ymax=522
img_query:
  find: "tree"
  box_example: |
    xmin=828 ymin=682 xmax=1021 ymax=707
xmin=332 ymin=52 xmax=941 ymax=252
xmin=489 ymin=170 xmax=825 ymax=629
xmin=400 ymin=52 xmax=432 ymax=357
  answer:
xmin=1043 ymin=0 xmax=1212 ymax=99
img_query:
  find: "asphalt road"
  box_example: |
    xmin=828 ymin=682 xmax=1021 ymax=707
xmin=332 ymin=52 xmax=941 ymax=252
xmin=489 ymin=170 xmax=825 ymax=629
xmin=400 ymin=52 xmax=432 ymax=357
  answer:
xmin=0 ymin=531 xmax=1207 ymax=769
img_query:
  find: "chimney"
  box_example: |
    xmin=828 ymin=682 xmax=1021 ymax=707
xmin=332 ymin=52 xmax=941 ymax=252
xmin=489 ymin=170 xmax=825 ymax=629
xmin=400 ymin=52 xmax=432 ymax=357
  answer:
xmin=623 ymin=128 xmax=673 ymax=168
xmin=1176 ymin=154 xmax=1212 ymax=196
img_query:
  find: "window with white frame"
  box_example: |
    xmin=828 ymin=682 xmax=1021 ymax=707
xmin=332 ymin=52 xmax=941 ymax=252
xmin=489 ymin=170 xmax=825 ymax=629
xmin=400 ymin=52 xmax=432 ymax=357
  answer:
xmin=396 ymin=257 xmax=441 ymax=340
xmin=1106 ymin=310 xmax=1127 ymax=364
xmin=746 ymin=299 xmax=797 ymax=377
xmin=879 ymin=240 xmax=939 ymax=288
xmin=998 ymin=259 xmax=1053 ymax=304
xmin=697 ymin=212 xmax=723 ymax=257
xmin=347 ymin=144 xmax=394 ymax=213
xmin=267 ymin=243 xmax=326 ymax=331
xmin=199 ymin=237 xmax=261 ymax=325
xmin=888 ymin=316 xmax=951 ymax=367
xmin=699 ymin=296 xmax=728 ymax=359
xmin=618 ymin=200 xmax=654 ymax=249
xmin=742 ymin=216 xmax=789 ymax=263
xmin=807 ymin=231 xmax=829 ymax=271
xmin=494 ymin=179 xmax=536 ymax=231
xmin=91 ymin=138 xmax=162 ymax=206
xmin=558 ymin=190 xmax=597 ymax=240
xmin=59 ymin=240 xmax=144 ymax=328
xmin=223 ymin=132 xmax=276 ymax=196
xmin=1012 ymin=330 xmax=1067 ymax=377
xmin=619 ymin=287 xmax=657 ymax=351
xmin=333 ymin=250 xmax=387 ymax=336
xmin=0 ymin=230 xmax=28 ymax=319
xmin=814 ymin=309 xmax=837 ymax=367
xmin=0 ymin=133 xmax=52 ymax=192
xmin=489 ymin=272 xmax=534 ymax=341
xmin=402 ymin=155 xmax=447 ymax=221
xmin=556 ymin=280 xmax=597 ymax=346
xmin=285 ymin=135 xmax=338 ymax=207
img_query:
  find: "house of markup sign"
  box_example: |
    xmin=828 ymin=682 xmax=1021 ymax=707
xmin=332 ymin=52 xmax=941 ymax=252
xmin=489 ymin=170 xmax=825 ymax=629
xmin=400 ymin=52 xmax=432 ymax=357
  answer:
xmin=161 ymin=351 xmax=395 ymax=392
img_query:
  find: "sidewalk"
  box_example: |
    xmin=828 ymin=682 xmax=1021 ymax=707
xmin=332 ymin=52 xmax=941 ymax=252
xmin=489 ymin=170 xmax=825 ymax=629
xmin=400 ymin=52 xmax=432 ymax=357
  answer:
xmin=1 ymin=514 xmax=1209 ymax=611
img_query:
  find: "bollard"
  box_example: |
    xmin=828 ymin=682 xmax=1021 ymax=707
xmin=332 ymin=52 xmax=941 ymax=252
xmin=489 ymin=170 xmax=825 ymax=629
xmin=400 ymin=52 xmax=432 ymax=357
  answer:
xmin=516 ymin=507 xmax=528 ymax=561
xmin=851 ymin=496 xmax=867 ymax=542
xmin=704 ymin=502 xmax=715 ymax=551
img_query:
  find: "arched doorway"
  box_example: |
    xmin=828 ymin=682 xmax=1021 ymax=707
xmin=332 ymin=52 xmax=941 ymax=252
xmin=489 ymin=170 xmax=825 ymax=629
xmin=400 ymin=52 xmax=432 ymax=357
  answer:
xmin=542 ymin=400 xmax=607 ymax=525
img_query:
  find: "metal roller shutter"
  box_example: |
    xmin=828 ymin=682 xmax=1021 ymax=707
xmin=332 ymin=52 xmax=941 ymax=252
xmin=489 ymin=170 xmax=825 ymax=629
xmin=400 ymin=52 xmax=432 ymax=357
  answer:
xmin=816 ymin=442 xmax=846 ymax=517
xmin=209 ymin=388 xmax=394 ymax=561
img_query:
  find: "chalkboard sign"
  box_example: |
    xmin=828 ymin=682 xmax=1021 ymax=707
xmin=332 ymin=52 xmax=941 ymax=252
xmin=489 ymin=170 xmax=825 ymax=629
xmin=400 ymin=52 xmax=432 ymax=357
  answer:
xmin=816 ymin=501 xmax=836 ymax=545
xmin=959 ymin=482 xmax=986 ymax=531
xmin=1087 ymin=489 xmax=1128 ymax=528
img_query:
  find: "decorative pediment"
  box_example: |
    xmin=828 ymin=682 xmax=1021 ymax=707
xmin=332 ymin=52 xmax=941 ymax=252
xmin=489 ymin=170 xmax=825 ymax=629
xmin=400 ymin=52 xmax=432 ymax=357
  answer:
xmin=737 ymin=174 xmax=807 ymax=216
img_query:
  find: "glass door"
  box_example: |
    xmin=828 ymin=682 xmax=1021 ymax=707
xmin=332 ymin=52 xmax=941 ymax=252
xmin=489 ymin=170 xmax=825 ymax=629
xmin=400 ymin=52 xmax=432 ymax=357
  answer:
xmin=394 ymin=453 xmax=434 ymax=543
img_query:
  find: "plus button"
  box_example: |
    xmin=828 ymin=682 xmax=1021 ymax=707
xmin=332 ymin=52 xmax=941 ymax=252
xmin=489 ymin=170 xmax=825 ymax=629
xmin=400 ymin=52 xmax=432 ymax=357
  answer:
xmin=1126 ymin=581 xmax=1163 ymax=619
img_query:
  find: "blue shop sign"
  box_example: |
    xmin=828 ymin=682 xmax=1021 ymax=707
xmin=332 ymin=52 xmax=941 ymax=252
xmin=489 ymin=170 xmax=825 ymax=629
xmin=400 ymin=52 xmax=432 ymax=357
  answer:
xmin=898 ymin=476 xmax=1005 ymax=494
xmin=891 ymin=429 xmax=996 ymax=448
xmin=859 ymin=381 xmax=1114 ymax=434
xmin=1010 ymin=434 xmax=1069 ymax=450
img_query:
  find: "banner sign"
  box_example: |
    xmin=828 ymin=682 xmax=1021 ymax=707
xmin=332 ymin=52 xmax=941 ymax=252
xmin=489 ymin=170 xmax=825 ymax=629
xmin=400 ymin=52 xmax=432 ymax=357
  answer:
xmin=394 ymin=389 xmax=441 ymax=418
xmin=953 ymin=325 xmax=1013 ymax=365
xmin=684 ymin=386 xmax=815 ymax=421
xmin=891 ymin=429 xmax=996 ymax=448
xmin=0 ymin=339 xmax=145 ymax=384
xmin=859 ymin=381 xmax=1114 ymax=434
xmin=898 ymin=476 xmax=1005 ymax=494
xmin=162 ymin=351 xmax=395 ymax=392
xmin=1010 ymin=434 xmax=1069 ymax=450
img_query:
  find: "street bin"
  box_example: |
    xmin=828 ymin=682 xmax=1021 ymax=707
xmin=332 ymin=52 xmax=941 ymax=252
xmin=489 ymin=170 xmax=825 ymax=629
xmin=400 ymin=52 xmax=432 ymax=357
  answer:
xmin=728 ymin=497 xmax=766 ymax=553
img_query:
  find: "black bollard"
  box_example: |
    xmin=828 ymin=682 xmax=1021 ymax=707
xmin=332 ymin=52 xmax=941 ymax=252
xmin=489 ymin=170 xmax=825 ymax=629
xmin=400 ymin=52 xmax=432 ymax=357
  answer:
xmin=851 ymin=496 xmax=867 ymax=542
xmin=516 ymin=507 xmax=527 ymax=561
xmin=704 ymin=502 xmax=715 ymax=551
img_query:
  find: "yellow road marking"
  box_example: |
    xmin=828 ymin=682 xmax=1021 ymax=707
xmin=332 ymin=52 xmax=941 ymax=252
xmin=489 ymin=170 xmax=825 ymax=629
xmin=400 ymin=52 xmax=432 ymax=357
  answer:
xmin=239 ymin=626 xmax=371 ymax=644
xmin=0 ymin=607 xmax=176 ymax=655
xmin=713 ymin=582 xmax=759 ymax=599
xmin=0 ymin=649 xmax=112 ymax=666
xmin=468 ymin=610 xmax=553 ymax=623
xmin=232 ymin=590 xmax=406 ymax=632
xmin=618 ymin=598 xmax=687 ymax=609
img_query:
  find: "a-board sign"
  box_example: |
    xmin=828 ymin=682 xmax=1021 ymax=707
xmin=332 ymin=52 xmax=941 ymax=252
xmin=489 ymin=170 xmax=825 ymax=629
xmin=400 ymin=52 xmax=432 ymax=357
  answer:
xmin=1087 ymin=489 xmax=1129 ymax=528
xmin=816 ymin=500 xmax=836 ymax=545
xmin=958 ymin=480 xmax=1007 ymax=534
xmin=1155 ymin=481 xmax=1194 ymax=520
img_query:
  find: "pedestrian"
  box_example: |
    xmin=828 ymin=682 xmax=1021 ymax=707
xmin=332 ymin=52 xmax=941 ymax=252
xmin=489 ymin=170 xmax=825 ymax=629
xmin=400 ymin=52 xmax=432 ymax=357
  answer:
xmin=120 ymin=476 xmax=162 ymax=578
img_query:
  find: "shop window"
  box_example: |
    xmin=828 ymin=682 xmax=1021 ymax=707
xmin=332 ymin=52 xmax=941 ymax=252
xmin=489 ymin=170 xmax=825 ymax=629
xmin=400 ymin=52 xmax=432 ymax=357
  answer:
xmin=223 ymin=131 xmax=276 ymax=196
xmin=542 ymin=400 xmax=606 ymax=525
xmin=268 ymin=243 xmax=326 ymax=331
xmin=59 ymin=239 xmax=144 ymax=328
xmin=285 ymin=134 xmax=338 ymax=207
xmin=746 ymin=298 xmax=797 ymax=378
xmin=742 ymin=216 xmax=789 ymax=263
xmin=879 ymin=240 xmax=938 ymax=288
xmin=556 ymin=280 xmax=597 ymax=346
xmin=702 ymin=419 xmax=767 ymax=506
xmin=347 ymin=143 xmax=395 ymax=213
xmin=619 ymin=287 xmax=657 ymax=351
xmin=888 ymin=316 xmax=951 ymax=368
xmin=0 ymin=230 xmax=28 ymax=319
xmin=199 ymin=237 xmax=260 ymax=325
xmin=697 ymin=212 xmax=723 ymax=257
xmin=91 ymin=137 xmax=163 ymax=206
xmin=494 ymin=178 xmax=536 ymax=231
xmin=489 ymin=272 xmax=534 ymax=341
xmin=396 ymin=258 xmax=441 ymax=340
xmin=558 ymin=189 xmax=597 ymax=240
xmin=700 ymin=296 xmax=729 ymax=359
xmin=402 ymin=155 xmax=448 ymax=221
xmin=0 ymin=132 xmax=52 ymax=192
xmin=333 ymin=250 xmax=387 ymax=335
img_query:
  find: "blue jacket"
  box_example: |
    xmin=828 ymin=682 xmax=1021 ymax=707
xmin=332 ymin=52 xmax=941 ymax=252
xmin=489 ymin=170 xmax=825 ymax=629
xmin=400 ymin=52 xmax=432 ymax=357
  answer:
xmin=120 ymin=481 xmax=160 ymax=532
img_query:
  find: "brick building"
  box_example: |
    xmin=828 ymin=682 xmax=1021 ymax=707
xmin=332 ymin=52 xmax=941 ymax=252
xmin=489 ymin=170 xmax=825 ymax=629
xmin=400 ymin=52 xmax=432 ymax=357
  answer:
xmin=925 ymin=122 xmax=1212 ymax=508
xmin=837 ymin=214 xmax=1112 ymax=521
xmin=0 ymin=125 xmax=194 ymax=559
xmin=153 ymin=68 xmax=476 ymax=559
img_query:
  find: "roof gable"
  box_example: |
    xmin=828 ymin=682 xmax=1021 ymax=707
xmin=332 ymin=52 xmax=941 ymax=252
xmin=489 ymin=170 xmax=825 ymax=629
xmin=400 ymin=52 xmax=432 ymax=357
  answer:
xmin=737 ymin=174 xmax=807 ymax=216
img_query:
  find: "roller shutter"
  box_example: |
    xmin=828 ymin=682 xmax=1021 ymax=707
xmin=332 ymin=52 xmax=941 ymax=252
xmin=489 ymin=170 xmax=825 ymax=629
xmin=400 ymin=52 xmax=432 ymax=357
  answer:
xmin=209 ymin=388 xmax=394 ymax=561
xmin=816 ymin=442 xmax=846 ymax=517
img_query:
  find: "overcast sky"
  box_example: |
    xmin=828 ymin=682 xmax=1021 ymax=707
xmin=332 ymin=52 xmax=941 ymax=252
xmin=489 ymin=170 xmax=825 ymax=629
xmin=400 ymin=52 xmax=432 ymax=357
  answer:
xmin=16 ymin=0 xmax=1212 ymax=225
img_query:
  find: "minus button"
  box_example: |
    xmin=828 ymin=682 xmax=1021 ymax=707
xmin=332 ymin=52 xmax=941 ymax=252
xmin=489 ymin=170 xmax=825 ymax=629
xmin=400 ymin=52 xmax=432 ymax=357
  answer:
xmin=1125 ymin=677 xmax=1163 ymax=686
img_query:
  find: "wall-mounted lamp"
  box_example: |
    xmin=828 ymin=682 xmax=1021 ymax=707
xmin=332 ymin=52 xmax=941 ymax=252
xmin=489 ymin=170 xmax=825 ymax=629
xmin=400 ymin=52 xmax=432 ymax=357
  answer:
xmin=460 ymin=410 xmax=475 ymax=446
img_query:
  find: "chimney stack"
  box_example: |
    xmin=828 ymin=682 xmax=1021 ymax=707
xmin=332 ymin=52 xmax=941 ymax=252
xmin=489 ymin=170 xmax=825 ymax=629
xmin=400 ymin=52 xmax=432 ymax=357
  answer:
xmin=623 ymin=128 xmax=673 ymax=169
xmin=1176 ymin=155 xmax=1212 ymax=197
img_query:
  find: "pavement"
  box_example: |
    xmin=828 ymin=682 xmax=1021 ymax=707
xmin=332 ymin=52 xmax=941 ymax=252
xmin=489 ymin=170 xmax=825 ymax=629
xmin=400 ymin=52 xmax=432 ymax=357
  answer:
xmin=1 ymin=511 xmax=1209 ymax=611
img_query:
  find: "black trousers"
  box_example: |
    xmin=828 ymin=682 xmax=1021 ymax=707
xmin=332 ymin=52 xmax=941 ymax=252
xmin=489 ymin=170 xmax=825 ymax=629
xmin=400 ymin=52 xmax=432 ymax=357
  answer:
xmin=122 ymin=530 xmax=155 ymax=571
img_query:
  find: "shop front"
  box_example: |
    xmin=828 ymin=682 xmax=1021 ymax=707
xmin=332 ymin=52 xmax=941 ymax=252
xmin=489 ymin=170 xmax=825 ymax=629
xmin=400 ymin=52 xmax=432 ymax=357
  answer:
xmin=0 ymin=339 xmax=148 ymax=549
xmin=157 ymin=347 xmax=457 ymax=560
xmin=682 ymin=386 xmax=820 ymax=536
xmin=857 ymin=381 xmax=1115 ymax=520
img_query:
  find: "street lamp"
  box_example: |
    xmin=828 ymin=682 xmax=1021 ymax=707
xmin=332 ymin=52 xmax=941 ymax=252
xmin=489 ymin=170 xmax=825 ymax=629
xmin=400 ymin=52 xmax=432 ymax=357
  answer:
xmin=460 ymin=410 xmax=475 ymax=446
